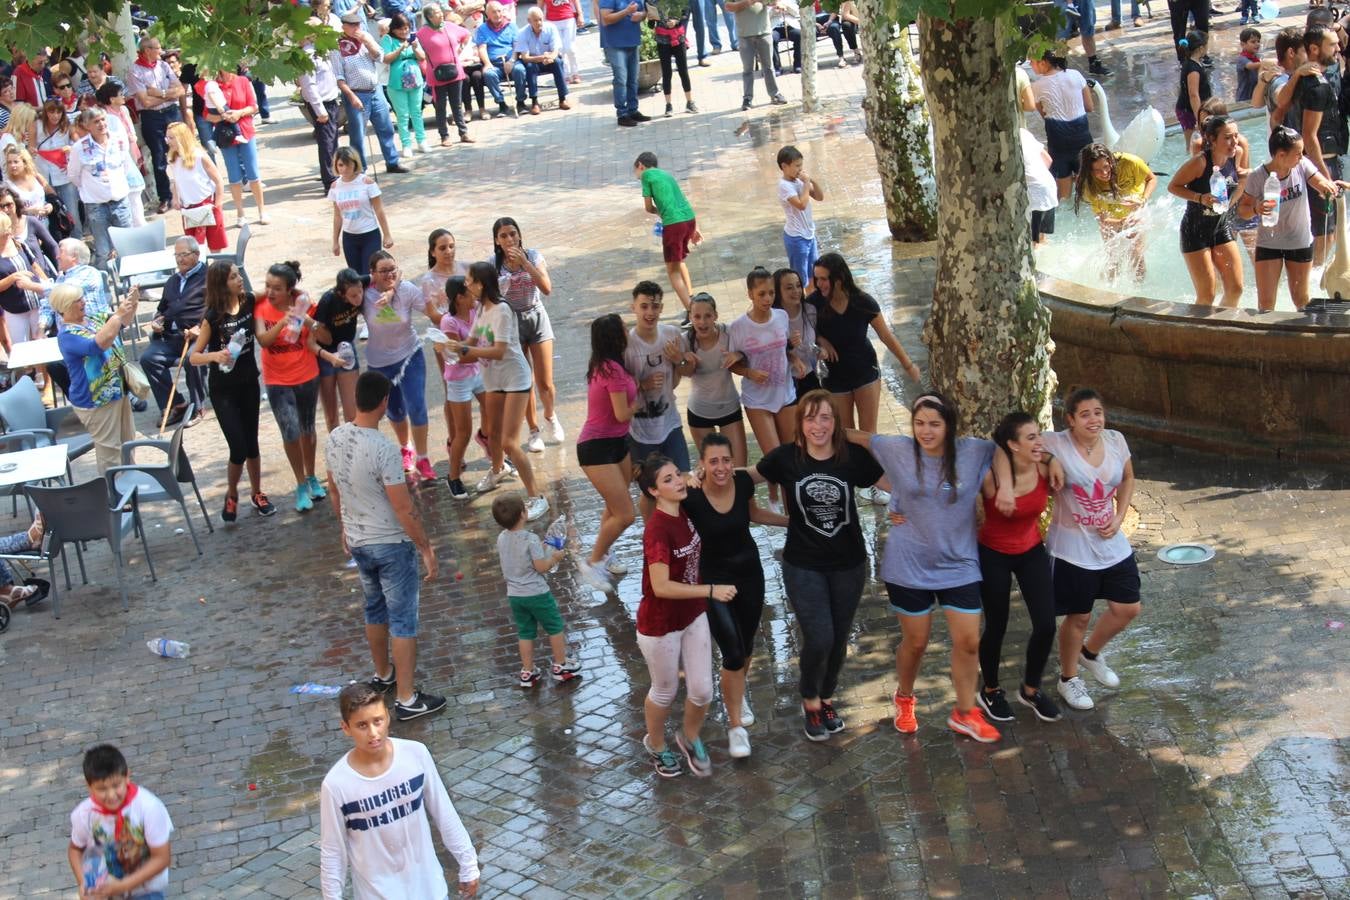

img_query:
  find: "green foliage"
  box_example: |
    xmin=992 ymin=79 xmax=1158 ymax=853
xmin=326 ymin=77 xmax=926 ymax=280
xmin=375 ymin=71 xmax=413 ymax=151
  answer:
xmin=639 ymin=22 xmax=660 ymax=62
xmin=879 ymin=0 xmax=1062 ymax=62
xmin=0 ymin=0 xmax=333 ymax=84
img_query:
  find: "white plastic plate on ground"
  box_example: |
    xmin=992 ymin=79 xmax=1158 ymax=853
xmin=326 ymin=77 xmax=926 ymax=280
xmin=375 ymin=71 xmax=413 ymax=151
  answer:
xmin=1157 ymin=543 xmax=1215 ymax=565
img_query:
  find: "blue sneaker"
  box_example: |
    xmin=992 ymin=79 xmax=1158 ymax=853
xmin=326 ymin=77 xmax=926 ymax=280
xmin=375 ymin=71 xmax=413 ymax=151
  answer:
xmin=295 ymin=482 xmax=313 ymax=513
xmin=674 ymin=731 xmax=712 ymax=777
xmin=306 ymin=475 xmax=327 ymax=500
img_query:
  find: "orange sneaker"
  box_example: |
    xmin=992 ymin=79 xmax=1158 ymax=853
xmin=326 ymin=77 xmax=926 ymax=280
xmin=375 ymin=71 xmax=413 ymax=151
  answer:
xmin=893 ymin=690 xmax=918 ymax=734
xmin=947 ymin=707 xmax=1001 ymax=743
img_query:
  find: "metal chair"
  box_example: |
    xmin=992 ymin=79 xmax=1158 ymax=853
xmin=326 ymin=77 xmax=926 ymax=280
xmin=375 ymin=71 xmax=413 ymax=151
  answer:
xmin=106 ymin=403 xmax=213 ymax=555
xmin=208 ymin=222 xmax=253 ymax=293
xmin=0 ymin=375 xmax=94 ymax=480
xmin=22 ymin=478 xmax=153 ymax=617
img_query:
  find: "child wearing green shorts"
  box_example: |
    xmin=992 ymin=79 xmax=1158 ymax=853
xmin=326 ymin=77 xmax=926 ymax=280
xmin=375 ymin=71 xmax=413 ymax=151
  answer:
xmin=493 ymin=493 xmax=584 ymax=687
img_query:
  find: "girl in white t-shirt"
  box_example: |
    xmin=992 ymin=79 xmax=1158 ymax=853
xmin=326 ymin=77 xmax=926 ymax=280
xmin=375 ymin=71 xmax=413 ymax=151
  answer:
xmin=679 ymin=293 xmax=747 ymax=467
xmin=729 ymin=267 xmax=803 ymax=508
xmin=328 ymin=147 xmax=393 ymax=276
xmin=1026 ymin=51 xmax=1094 ymax=200
xmin=1014 ymin=388 xmax=1139 ymax=713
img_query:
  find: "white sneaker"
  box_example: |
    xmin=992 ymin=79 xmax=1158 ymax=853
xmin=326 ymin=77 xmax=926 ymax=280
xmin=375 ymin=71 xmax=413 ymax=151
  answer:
xmin=525 ymin=429 xmax=545 ymax=453
xmin=727 ymin=726 xmax=751 ymax=759
xmin=417 ymin=143 xmax=430 ymax=155
xmin=1057 ymin=676 xmax=1095 ymax=711
xmin=474 ymin=469 xmax=505 ymax=493
xmin=545 ymin=414 xmax=565 ymax=443
xmin=577 ymin=558 xmax=614 ymax=593
xmin=739 ymin=695 xmax=755 ymax=726
xmin=604 ymin=552 xmax=628 ymax=577
xmin=525 ymin=494 xmax=549 ymax=521
xmin=1078 ymin=651 xmax=1120 ymax=688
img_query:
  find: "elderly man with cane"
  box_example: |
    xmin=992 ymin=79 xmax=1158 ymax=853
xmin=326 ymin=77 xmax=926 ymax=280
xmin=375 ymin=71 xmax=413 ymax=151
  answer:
xmin=140 ymin=236 xmax=208 ymax=429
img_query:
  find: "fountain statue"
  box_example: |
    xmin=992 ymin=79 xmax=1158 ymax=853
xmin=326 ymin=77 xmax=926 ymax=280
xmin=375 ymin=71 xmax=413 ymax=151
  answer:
xmin=1089 ymin=81 xmax=1166 ymax=165
xmin=1319 ymin=193 xmax=1350 ymax=300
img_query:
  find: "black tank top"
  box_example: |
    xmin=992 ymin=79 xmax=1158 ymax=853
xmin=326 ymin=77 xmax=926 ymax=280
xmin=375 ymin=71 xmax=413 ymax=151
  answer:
xmin=1185 ymin=148 xmax=1237 ymax=216
xmin=680 ymin=471 xmax=763 ymax=581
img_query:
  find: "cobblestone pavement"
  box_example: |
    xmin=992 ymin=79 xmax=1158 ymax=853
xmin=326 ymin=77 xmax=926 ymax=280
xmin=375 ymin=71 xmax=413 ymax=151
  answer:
xmin=2 ymin=14 xmax=1348 ymax=900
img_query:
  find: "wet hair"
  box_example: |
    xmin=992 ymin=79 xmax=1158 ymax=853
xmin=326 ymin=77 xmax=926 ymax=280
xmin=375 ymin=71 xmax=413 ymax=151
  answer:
xmin=1072 ymin=143 xmax=1118 ymax=215
xmin=426 ymin=227 xmax=454 ymax=269
xmin=491 ymin=216 xmax=526 ymax=269
xmin=491 ymin=492 xmax=526 ymax=528
xmin=355 ymin=370 xmax=392 ymax=412
xmin=467 ymin=260 xmax=502 ymax=303
xmin=771 ymin=267 xmax=801 ymax=310
xmin=333 ymin=145 xmax=363 ymax=174
xmin=83 ymin=744 xmax=128 ymax=783
xmin=688 ymin=291 xmax=716 ymax=313
xmin=794 ymin=388 xmax=846 ymax=461
xmin=1064 ymin=386 xmax=1104 ymax=417
xmin=1178 ymin=29 xmax=1208 ymax=54
xmin=699 ymin=432 xmax=733 ymax=458
xmin=334 ymin=267 xmax=366 ymax=299
xmin=745 ymin=266 xmax=772 ymax=291
xmin=338 ymin=682 xmax=385 ymax=722
xmin=634 ymin=150 xmax=658 ymax=169
xmin=910 ymin=392 xmax=960 ymax=503
xmin=811 ymin=253 xmax=864 ymax=316
xmin=636 ymin=453 xmax=676 ymax=500
xmin=266 ymin=260 xmax=302 ymax=291
xmin=1197 ymin=97 xmax=1229 ymax=121
xmin=1200 ymin=114 xmax=1233 ymax=149
xmin=1239 ymin=27 xmax=1261 ymax=43
xmin=444 ymin=275 xmax=473 ymax=317
xmin=1040 ymin=48 xmax=1068 ymax=70
xmin=587 ymin=313 xmax=627 ymax=382
xmin=1275 ymin=26 xmax=1304 ymax=66
xmin=204 ymin=260 xmax=241 ymax=317
xmin=1268 ymin=124 xmax=1302 ymax=156
xmin=1304 ymin=24 xmax=1332 ymax=53
xmin=632 ymin=279 xmax=664 ymax=302
xmin=992 ymin=410 xmax=1037 ymax=459
xmin=776 ymin=145 xmax=803 ymax=168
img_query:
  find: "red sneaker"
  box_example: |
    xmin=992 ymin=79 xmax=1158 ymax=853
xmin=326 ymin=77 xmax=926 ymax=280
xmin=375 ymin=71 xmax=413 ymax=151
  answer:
xmin=947 ymin=707 xmax=1001 ymax=743
xmin=893 ymin=690 xmax=918 ymax=734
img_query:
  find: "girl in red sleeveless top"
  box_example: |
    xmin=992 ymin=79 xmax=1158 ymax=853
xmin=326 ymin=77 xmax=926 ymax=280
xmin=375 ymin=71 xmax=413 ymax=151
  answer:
xmin=976 ymin=412 xmax=1062 ymax=724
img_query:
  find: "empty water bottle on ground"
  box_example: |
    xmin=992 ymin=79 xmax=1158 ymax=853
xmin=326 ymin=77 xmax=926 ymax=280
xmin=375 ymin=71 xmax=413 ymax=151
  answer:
xmin=1208 ymin=166 xmax=1228 ymax=215
xmin=290 ymin=683 xmax=343 ymax=696
xmin=218 ymin=328 xmax=248 ymax=373
xmin=1262 ymin=171 xmax=1281 ymax=227
xmin=147 ymin=638 xmax=190 ymax=659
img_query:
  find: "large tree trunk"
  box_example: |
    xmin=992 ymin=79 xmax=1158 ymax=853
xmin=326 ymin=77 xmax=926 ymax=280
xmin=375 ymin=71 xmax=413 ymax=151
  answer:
xmin=917 ymin=13 xmax=1055 ymax=433
xmin=801 ymin=5 xmax=818 ymax=112
xmin=856 ymin=4 xmax=937 ymax=242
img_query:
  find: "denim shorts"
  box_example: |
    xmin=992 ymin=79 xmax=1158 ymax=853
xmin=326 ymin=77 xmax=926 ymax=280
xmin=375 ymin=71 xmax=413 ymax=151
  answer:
xmin=318 ymin=342 xmax=360 ymax=378
xmin=351 ymin=540 xmax=421 ymax=638
xmin=266 ymin=377 xmax=319 ymax=443
xmin=369 ymin=349 xmax=428 ymax=426
xmin=220 ymin=137 xmax=260 ymax=185
xmin=628 ymin=427 xmax=691 ymax=472
xmin=886 ymin=581 xmax=983 ymax=616
xmin=445 ymin=371 xmax=485 ymax=403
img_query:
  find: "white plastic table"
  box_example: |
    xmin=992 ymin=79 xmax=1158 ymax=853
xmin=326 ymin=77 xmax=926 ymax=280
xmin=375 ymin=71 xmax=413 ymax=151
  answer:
xmin=4 ymin=337 xmax=63 ymax=370
xmin=0 ymin=445 xmax=69 ymax=489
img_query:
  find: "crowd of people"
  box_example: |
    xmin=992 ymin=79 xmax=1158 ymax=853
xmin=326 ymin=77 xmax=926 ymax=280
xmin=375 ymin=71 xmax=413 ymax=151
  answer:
xmin=1019 ymin=7 xmax=1350 ymax=311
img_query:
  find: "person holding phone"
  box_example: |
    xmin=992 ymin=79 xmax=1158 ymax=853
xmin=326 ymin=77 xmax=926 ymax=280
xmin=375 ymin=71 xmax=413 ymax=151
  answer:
xmin=381 ymin=13 xmax=429 ymax=156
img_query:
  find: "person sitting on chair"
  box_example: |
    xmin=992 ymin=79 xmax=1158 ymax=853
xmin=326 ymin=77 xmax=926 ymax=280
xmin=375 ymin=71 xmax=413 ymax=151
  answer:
xmin=0 ymin=515 xmax=45 ymax=609
xmin=140 ymin=236 xmax=208 ymax=428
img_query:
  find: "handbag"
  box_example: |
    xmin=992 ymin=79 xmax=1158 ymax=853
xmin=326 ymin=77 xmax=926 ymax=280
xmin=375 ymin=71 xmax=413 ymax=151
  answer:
xmin=181 ymin=203 xmax=217 ymax=229
xmin=433 ymin=61 xmax=459 ymax=81
xmin=121 ymin=360 xmax=151 ymax=399
xmin=212 ymin=119 xmax=240 ymax=147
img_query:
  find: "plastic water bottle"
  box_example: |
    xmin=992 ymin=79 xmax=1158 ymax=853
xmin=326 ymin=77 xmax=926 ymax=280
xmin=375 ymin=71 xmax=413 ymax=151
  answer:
xmin=543 ymin=515 xmax=569 ymax=550
xmin=218 ymin=328 xmax=248 ymax=373
xmin=653 ymin=221 xmax=664 ymax=239
xmin=1262 ymin=171 xmax=1281 ymax=227
xmin=290 ymin=683 xmax=343 ymax=696
xmin=282 ymin=295 xmax=311 ymax=342
xmin=147 ymin=638 xmax=190 ymax=659
xmin=82 ymin=846 xmax=107 ymax=892
xmin=334 ymin=341 xmax=357 ymax=370
xmin=1208 ymin=166 xmax=1229 ymax=215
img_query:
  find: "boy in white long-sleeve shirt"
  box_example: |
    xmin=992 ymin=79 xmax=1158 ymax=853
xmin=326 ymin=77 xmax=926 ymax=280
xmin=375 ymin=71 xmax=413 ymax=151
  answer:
xmin=319 ymin=683 xmax=480 ymax=899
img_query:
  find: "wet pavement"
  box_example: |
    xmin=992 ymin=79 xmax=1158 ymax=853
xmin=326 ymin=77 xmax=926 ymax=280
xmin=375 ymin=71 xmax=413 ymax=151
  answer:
xmin=2 ymin=10 xmax=1349 ymax=899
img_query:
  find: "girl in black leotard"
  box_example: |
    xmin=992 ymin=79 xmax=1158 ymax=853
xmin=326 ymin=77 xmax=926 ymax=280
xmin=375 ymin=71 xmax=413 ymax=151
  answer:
xmin=681 ymin=433 xmax=786 ymax=760
xmin=1167 ymin=114 xmax=1245 ymax=306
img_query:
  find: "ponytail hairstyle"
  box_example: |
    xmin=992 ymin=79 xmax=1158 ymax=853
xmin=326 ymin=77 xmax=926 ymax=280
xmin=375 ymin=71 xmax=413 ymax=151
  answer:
xmin=1268 ymin=124 xmax=1302 ymax=157
xmin=910 ymin=391 xmax=960 ymax=503
xmin=1200 ymin=114 xmax=1232 ymax=151
xmin=1179 ymin=29 xmax=1208 ymax=56
xmin=426 ymin=227 xmax=454 ymax=269
xmin=468 ymin=260 xmax=502 ymax=304
xmin=1064 ymin=386 xmax=1104 ymax=417
xmin=266 ymin=260 xmax=302 ymax=292
xmin=699 ymin=431 xmax=733 ymax=459
xmin=444 ymin=275 xmax=474 ymax=319
xmin=636 ymin=453 xmax=676 ymax=501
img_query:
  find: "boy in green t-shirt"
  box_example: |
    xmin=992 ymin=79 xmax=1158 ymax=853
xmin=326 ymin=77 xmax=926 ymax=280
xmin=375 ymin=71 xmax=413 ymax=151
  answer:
xmin=634 ymin=151 xmax=701 ymax=314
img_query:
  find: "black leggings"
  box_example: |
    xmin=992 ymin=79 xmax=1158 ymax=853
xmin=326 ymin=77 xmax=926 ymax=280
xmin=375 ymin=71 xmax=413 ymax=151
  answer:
xmin=977 ymin=543 xmax=1057 ymax=691
xmin=657 ymin=41 xmax=691 ymax=95
xmin=461 ymin=66 xmax=486 ymax=111
xmin=433 ymin=81 xmax=468 ymax=139
xmin=704 ymin=565 xmax=764 ymax=672
xmin=209 ymin=373 xmax=261 ymax=466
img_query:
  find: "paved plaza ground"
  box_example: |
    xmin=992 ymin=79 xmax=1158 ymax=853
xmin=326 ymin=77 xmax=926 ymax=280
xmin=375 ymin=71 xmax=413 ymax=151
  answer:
xmin=2 ymin=9 xmax=1349 ymax=899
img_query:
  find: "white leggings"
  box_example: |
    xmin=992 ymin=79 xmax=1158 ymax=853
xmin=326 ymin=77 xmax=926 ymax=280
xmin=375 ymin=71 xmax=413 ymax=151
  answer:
xmin=554 ymin=17 xmax=579 ymax=80
xmin=637 ymin=612 xmax=713 ymax=708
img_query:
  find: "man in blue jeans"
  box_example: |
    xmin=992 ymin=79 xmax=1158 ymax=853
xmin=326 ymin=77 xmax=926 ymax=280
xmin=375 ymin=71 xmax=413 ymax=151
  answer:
xmin=599 ymin=0 xmax=649 ymax=126
xmin=332 ymin=11 xmax=409 ymax=173
xmin=325 ymin=371 xmax=445 ymax=722
xmin=476 ymin=1 xmax=529 ymax=117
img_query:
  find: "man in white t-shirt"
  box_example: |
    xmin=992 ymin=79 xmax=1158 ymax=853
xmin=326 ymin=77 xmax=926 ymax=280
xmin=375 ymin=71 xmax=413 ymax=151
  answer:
xmin=68 ymin=744 xmax=174 ymax=899
xmin=320 ymin=683 xmax=480 ymax=899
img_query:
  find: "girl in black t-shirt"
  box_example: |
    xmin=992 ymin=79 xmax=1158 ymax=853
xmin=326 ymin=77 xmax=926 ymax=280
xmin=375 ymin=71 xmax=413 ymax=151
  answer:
xmin=189 ymin=261 xmax=275 ymax=522
xmin=311 ymin=268 xmax=366 ymax=433
xmin=681 ymin=433 xmax=787 ymax=760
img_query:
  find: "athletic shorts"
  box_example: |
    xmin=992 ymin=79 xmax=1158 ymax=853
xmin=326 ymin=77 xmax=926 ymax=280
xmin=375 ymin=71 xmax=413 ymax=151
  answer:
xmin=1255 ymin=244 xmax=1314 ymax=264
xmin=886 ymin=581 xmax=983 ymax=616
xmin=1031 ymin=208 xmax=1056 ymax=243
xmin=510 ymin=591 xmax=565 ymax=639
xmin=1052 ymin=553 xmax=1141 ymax=615
xmin=515 ymin=303 xmax=554 ymax=346
xmin=662 ymin=218 xmax=697 ymax=263
xmin=687 ymin=407 xmax=743 ymax=429
xmin=576 ymin=435 xmax=630 ymax=467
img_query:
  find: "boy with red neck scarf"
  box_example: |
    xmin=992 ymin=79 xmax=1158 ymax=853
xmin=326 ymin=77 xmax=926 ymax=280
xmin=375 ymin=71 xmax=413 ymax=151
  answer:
xmin=67 ymin=744 xmax=174 ymax=899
